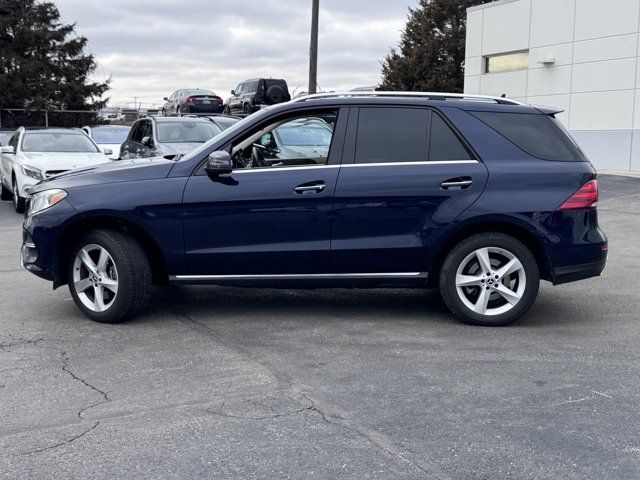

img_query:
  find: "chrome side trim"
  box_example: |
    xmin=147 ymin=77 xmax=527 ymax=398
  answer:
xmin=228 ymin=160 xmax=477 ymax=174
xmin=170 ymin=272 xmax=425 ymax=281
xmin=232 ymin=165 xmax=339 ymax=174
xmin=341 ymin=160 xmax=478 ymax=167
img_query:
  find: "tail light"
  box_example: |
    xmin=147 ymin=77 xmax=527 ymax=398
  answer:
xmin=216 ymin=97 xmax=223 ymax=104
xmin=185 ymin=97 xmax=196 ymax=103
xmin=557 ymin=180 xmax=598 ymax=211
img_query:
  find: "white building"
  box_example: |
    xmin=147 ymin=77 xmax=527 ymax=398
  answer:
xmin=464 ymin=0 xmax=640 ymax=172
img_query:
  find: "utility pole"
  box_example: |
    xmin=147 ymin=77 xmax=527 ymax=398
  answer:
xmin=308 ymin=0 xmax=319 ymax=94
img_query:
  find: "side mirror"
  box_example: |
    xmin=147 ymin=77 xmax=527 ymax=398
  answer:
xmin=205 ymin=151 xmax=233 ymax=176
xmin=141 ymin=136 xmax=152 ymax=147
xmin=231 ymin=89 xmax=235 ymax=95
xmin=103 ymin=147 xmax=113 ymax=156
xmin=163 ymin=97 xmax=169 ymax=101
xmin=0 ymin=146 xmax=14 ymax=154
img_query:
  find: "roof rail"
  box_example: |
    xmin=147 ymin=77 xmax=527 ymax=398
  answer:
xmin=290 ymin=91 xmax=524 ymax=106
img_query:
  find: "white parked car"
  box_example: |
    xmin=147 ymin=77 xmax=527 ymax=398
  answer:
xmin=82 ymin=125 xmax=131 ymax=160
xmin=0 ymin=127 xmax=112 ymax=212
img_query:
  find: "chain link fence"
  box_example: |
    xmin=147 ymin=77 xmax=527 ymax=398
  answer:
xmin=0 ymin=108 xmax=143 ymax=129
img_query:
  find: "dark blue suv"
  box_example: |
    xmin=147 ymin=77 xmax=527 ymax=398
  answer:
xmin=21 ymin=92 xmax=607 ymax=326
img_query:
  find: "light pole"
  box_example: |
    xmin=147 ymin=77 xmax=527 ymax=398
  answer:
xmin=308 ymin=0 xmax=319 ymax=94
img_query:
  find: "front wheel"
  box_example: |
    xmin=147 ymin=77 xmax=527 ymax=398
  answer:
xmin=68 ymin=230 xmax=151 ymax=323
xmin=12 ymin=177 xmax=25 ymax=213
xmin=439 ymin=233 xmax=539 ymax=326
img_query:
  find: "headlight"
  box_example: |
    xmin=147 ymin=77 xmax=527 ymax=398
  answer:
xmin=21 ymin=165 xmax=44 ymax=181
xmin=28 ymin=189 xmax=67 ymax=216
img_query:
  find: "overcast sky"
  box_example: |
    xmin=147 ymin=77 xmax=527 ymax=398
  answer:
xmin=54 ymin=0 xmax=414 ymax=109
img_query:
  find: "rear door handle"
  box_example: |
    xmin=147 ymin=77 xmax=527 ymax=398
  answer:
xmin=294 ymin=182 xmax=326 ymax=194
xmin=441 ymin=178 xmax=473 ymax=190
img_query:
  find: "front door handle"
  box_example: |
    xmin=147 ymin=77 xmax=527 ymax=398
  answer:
xmin=294 ymin=182 xmax=326 ymax=194
xmin=441 ymin=177 xmax=472 ymax=190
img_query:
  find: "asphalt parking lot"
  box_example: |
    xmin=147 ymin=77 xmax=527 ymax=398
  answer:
xmin=0 ymin=174 xmax=639 ymax=479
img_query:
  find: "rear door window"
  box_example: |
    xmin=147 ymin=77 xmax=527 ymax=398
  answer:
xmin=471 ymin=111 xmax=586 ymax=161
xmin=355 ymin=108 xmax=430 ymax=164
xmin=429 ymin=113 xmax=473 ymax=161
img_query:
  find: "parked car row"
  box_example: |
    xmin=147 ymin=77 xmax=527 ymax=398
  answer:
xmin=161 ymin=78 xmax=291 ymax=117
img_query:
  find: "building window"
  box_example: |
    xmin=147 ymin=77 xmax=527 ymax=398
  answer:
xmin=484 ymin=51 xmax=529 ymax=74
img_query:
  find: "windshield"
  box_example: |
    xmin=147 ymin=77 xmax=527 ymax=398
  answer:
xmin=157 ymin=122 xmax=222 ymax=143
xmin=91 ymin=127 xmax=130 ymax=144
xmin=277 ymin=125 xmax=332 ymax=147
xmin=22 ymin=132 xmax=99 ymax=153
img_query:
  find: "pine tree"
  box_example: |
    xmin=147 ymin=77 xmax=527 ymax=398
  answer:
xmin=380 ymin=0 xmax=491 ymax=92
xmin=0 ymin=0 xmax=109 ymax=111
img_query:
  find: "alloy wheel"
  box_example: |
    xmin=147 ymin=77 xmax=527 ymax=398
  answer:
xmin=72 ymin=244 xmax=119 ymax=312
xmin=455 ymin=247 xmax=526 ymax=316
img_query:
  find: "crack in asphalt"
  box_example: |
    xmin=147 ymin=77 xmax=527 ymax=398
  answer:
xmin=169 ymin=299 xmax=452 ymax=480
xmin=17 ymin=422 xmax=100 ymax=456
xmin=0 ymin=337 xmax=44 ymax=353
xmin=61 ymin=350 xmax=111 ymax=418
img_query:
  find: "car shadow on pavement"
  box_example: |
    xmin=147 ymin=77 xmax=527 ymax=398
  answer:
xmin=144 ymin=284 xmax=457 ymax=326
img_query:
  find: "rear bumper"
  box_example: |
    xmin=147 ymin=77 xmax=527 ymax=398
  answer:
xmin=552 ymin=258 xmax=607 ymax=285
xmin=183 ymin=104 xmax=224 ymax=113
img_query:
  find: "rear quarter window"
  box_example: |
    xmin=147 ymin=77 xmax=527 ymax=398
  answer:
xmin=471 ymin=111 xmax=586 ymax=162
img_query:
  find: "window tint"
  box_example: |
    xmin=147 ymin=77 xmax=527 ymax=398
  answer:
xmin=355 ymin=108 xmax=429 ymax=164
xmin=471 ymin=111 xmax=585 ymax=161
xmin=429 ymin=114 xmax=473 ymax=161
xmin=139 ymin=121 xmax=152 ymax=141
xmin=232 ymin=110 xmax=337 ymax=169
xmin=131 ymin=122 xmax=143 ymax=142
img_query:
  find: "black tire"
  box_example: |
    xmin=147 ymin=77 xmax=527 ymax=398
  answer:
xmin=1 ymin=179 xmax=11 ymax=200
xmin=176 ymin=106 xmax=182 ymax=117
xmin=68 ymin=230 xmax=152 ymax=323
xmin=265 ymin=85 xmax=286 ymax=104
xmin=12 ymin=177 xmax=24 ymax=213
xmin=223 ymin=105 xmax=230 ymax=115
xmin=243 ymin=103 xmax=251 ymax=115
xmin=439 ymin=233 xmax=539 ymax=326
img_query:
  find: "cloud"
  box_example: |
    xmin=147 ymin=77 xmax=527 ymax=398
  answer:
xmin=54 ymin=0 xmax=413 ymax=108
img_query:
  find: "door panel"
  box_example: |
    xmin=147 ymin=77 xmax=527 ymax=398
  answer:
xmin=331 ymin=162 xmax=488 ymax=273
xmin=182 ymin=166 xmax=340 ymax=275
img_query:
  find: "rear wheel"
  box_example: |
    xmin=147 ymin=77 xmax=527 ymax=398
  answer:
xmin=68 ymin=230 xmax=151 ymax=323
xmin=176 ymin=106 xmax=182 ymax=116
xmin=243 ymin=103 xmax=251 ymax=115
xmin=439 ymin=233 xmax=539 ymax=326
xmin=12 ymin=177 xmax=24 ymax=213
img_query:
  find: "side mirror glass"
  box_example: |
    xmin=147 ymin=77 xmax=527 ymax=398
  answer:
xmin=141 ymin=136 xmax=152 ymax=147
xmin=0 ymin=146 xmax=15 ymax=154
xmin=103 ymin=147 xmax=113 ymax=155
xmin=205 ymin=151 xmax=233 ymax=176
xmin=163 ymin=97 xmax=169 ymax=101
xmin=231 ymin=89 xmax=236 ymax=95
